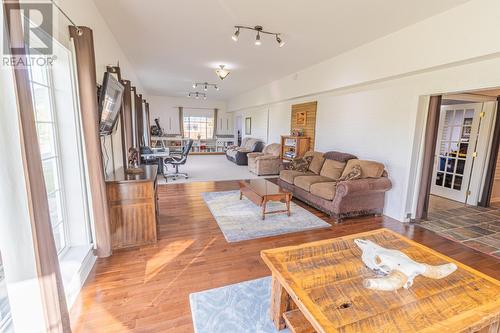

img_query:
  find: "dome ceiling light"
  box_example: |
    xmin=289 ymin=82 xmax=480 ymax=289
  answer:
xmin=188 ymin=92 xmax=207 ymax=100
xmin=232 ymin=25 xmax=285 ymax=47
xmin=193 ymin=82 xmax=219 ymax=91
xmin=215 ymin=65 xmax=230 ymax=80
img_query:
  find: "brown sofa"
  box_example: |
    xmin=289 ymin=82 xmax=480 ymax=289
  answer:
xmin=247 ymin=143 xmax=281 ymax=175
xmin=278 ymin=151 xmax=392 ymax=222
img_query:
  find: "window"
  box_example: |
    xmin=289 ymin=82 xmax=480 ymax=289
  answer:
xmin=183 ymin=116 xmax=214 ymax=140
xmin=29 ymin=62 xmax=68 ymax=254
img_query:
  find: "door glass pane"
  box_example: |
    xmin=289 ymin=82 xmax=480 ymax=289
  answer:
xmin=465 ymin=109 xmax=475 ymax=119
xmin=454 ymin=175 xmax=463 ymax=190
xmin=453 ymin=110 xmax=464 ymax=126
xmin=42 ymin=159 xmax=60 ymax=194
xmin=52 ymin=223 xmax=65 ymax=253
xmin=47 ymin=190 xmax=63 ymax=226
xmin=438 ymin=157 xmax=446 ymax=171
xmin=456 ymin=159 xmax=465 ymax=175
xmin=36 ymin=123 xmax=56 ymax=158
xmin=33 ymin=84 xmax=52 ymax=122
xmin=30 ymin=64 xmax=48 ymax=85
xmin=435 ymin=172 xmax=444 ymax=186
xmin=450 ymin=126 xmax=461 ymax=142
xmin=446 ymin=158 xmax=456 ymax=173
xmin=444 ymin=174 xmax=453 ymax=188
xmin=459 ymin=143 xmax=469 ymax=156
xmin=0 ymin=251 xmax=11 ymax=331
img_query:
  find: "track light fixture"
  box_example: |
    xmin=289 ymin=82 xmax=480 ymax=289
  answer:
xmin=188 ymin=92 xmax=207 ymax=100
xmin=192 ymin=82 xmax=219 ymax=91
xmin=215 ymin=65 xmax=230 ymax=80
xmin=232 ymin=25 xmax=284 ymax=47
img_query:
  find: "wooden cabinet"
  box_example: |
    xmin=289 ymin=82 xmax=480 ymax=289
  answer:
xmin=105 ymin=165 xmax=158 ymax=250
xmin=280 ymin=135 xmax=310 ymax=161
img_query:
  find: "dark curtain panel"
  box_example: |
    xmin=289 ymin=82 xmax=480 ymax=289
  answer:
xmin=415 ymin=95 xmax=442 ymax=220
xmin=144 ymin=101 xmax=151 ymax=146
xmin=213 ymin=108 xmax=218 ymax=139
xmin=136 ymin=93 xmax=144 ymax=147
xmin=120 ymin=79 xmax=133 ymax=164
xmin=4 ymin=1 xmax=70 ymax=331
xmin=179 ymin=106 xmax=184 ymax=136
xmin=69 ymin=26 xmax=112 ymax=258
xmin=479 ymin=97 xmax=500 ymax=207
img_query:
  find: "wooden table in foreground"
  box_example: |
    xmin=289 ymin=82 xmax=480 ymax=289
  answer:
xmin=261 ymin=228 xmax=500 ymax=333
xmin=239 ymin=179 xmax=292 ymax=220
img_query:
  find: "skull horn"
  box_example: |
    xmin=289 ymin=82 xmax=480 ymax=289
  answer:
xmin=421 ymin=263 xmax=457 ymax=279
xmin=363 ymin=270 xmax=408 ymax=291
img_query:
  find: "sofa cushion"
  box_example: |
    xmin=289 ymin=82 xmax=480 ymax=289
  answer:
xmin=294 ymin=175 xmax=332 ymax=192
xmin=324 ymin=151 xmax=357 ymax=163
xmin=226 ymin=149 xmax=238 ymax=159
xmin=319 ymin=159 xmax=346 ymax=180
xmin=310 ymin=182 xmax=337 ymax=201
xmin=338 ymin=164 xmax=362 ymax=181
xmin=341 ymin=159 xmax=385 ymax=179
xmin=263 ymin=143 xmax=281 ymax=156
xmin=308 ymin=152 xmax=326 ymax=174
xmin=279 ymin=170 xmax=311 ymax=184
xmin=244 ymin=138 xmax=258 ymax=150
xmin=287 ymin=155 xmax=313 ymax=172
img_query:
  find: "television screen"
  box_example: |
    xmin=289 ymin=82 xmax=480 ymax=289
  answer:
xmin=99 ymin=72 xmax=124 ymax=135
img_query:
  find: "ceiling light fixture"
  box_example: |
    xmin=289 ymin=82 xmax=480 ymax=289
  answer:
xmin=231 ymin=25 xmax=284 ymax=47
xmin=215 ymin=65 xmax=230 ymax=80
xmin=188 ymin=92 xmax=207 ymax=100
xmin=232 ymin=27 xmax=240 ymax=41
xmin=193 ymin=82 xmax=219 ymax=91
xmin=255 ymin=31 xmax=261 ymax=46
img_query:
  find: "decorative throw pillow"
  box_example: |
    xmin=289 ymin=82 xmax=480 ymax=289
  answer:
xmin=287 ymin=155 xmax=313 ymax=172
xmin=338 ymin=164 xmax=362 ymax=181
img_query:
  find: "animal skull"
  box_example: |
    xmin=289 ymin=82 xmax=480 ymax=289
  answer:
xmin=354 ymin=239 xmax=457 ymax=291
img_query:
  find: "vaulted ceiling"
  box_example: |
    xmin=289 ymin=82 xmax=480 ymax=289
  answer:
xmin=94 ymin=0 xmax=470 ymax=100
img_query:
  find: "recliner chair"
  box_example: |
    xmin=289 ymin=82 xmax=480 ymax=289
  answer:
xmin=164 ymin=139 xmax=194 ymax=180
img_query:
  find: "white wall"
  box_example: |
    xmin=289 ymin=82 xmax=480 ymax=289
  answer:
xmin=148 ymin=95 xmax=228 ymax=135
xmin=227 ymin=0 xmax=500 ymax=222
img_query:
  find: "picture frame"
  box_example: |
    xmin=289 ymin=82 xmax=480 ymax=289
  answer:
xmin=296 ymin=111 xmax=307 ymax=126
xmin=245 ymin=117 xmax=252 ymax=135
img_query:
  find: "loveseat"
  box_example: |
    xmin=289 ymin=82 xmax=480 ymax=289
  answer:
xmin=278 ymin=151 xmax=392 ymax=222
xmin=247 ymin=143 xmax=281 ymax=175
xmin=225 ymin=137 xmax=265 ymax=165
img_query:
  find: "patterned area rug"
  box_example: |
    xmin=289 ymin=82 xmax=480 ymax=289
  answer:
xmin=202 ymin=190 xmax=331 ymax=242
xmin=415 ymin=206 xmax=500 ymax=258
xmin=190 ymin=277 xmax=289 ymax=333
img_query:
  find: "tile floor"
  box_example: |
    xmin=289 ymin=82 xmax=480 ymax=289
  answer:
xmin=416 ymin=205 xmax=500 ymax=258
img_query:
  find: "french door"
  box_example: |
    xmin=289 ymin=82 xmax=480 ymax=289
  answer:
xmin=430 ymin=103 xmax=482 ymax=203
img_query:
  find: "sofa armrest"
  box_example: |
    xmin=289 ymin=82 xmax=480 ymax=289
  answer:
xmin=247 ymin=152 xmax=264 ymax=159
xmin=256 ymin=154 xmax=279 ymax=161
xmin=336 ymin=177 xmax=392 ymax=198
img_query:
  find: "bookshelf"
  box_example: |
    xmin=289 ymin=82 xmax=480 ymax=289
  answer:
xmin=280 ymin=136 xmax=310 ymax=161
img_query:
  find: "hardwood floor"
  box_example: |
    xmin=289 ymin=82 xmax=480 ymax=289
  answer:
xmin=71 ymin=180 xmax=500 ymax=332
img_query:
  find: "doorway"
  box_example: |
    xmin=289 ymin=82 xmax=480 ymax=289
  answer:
xmin=415 ymin=91 xmax=500 ymax=258
xmin=430 ymin=102 xmax=485 ymax=205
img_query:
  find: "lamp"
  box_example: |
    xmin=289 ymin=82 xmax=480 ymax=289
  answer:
xmin=215 ymin=65 xmax=230 ymax=80
xmin=192 ymin=82 xmax=219 ymax=91
xmin=231 ymin=25 xmax=284 ymax=47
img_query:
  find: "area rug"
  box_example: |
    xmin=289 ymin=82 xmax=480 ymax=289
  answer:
xmin=189 ymin=276 xmax=290 ymax=333
xmin=202 ymin=190 xmax=331 ymax=242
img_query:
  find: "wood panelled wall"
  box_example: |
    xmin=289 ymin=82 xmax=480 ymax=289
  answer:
xmin=291 ymin=101 xmax=317 ymax=149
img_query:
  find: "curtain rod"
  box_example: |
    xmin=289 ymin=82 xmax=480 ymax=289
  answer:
xmin=172 ymin=106 xmax=216 ymax=110
xmin=51 ymin=0 xmax=82 ymax=36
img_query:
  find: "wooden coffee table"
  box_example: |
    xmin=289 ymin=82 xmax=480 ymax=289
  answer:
xmin=238 ymin=179 xmax=292 ymax=220
xmin=261 ymin=228 xmax=500 ymax=333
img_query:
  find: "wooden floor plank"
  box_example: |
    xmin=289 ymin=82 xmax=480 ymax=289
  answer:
xmin=71 ymin=180 xmax=500 ymax=332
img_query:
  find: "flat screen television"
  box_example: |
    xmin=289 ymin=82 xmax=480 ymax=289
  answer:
xmin=98 ymin=72 xmax=124 ymax=135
